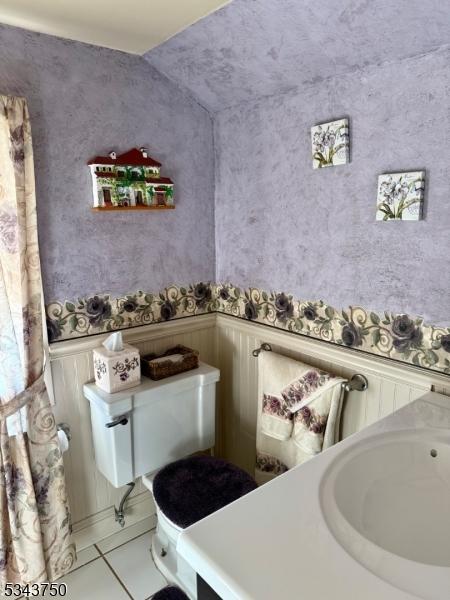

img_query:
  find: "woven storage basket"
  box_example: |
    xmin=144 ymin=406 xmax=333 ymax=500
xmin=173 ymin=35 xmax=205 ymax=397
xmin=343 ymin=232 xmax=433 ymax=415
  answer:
xmin=141 ymin=345 xmax=199 ymax=380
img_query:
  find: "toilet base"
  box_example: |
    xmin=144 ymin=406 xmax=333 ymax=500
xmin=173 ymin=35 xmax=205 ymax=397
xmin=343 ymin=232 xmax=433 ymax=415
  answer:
xmin=143 ymin=472 xmax=196 ymax=598
xmin=151 ymin=517 xmax=197 ymax=600
xmin=142 ymin=454 xmax=256 ymax=600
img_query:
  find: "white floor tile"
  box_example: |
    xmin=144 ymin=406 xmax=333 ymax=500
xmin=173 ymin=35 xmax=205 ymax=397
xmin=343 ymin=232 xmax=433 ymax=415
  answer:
xmin=96 ymin=518 xmax=154 ymax=554
xmin=68 ymin=545 xmax=100 ymax=573
xmin=57 ymin=559 xmax=130 ymax=600
xmin=105 ymin=533 xmax=166 ymax=600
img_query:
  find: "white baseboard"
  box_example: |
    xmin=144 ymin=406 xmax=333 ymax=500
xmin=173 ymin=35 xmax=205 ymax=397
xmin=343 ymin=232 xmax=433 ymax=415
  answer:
xmin=73 ymin=490 xmax=157 ymax=550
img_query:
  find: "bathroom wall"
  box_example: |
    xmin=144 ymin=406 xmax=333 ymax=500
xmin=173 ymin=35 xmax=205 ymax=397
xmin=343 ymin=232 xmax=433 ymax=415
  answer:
xmin=214 ymin=46 xmax=450 ymax=325
xmin=3 ymin=19 xmax=446 ymax=363
xmin=145 ymin=0 xmax=450 ymax=114
xmin=0 ymin=24 xmax=215 ymax=304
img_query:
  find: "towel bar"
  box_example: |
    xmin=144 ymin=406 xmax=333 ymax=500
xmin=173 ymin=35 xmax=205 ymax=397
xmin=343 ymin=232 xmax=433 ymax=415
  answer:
xmin=252 ymin=342 xmax=272 ymax=357
xmin=252 ymin=343 xmax=368 ymax=392
xmin=342 ymin=374 xmax=368 ymax=392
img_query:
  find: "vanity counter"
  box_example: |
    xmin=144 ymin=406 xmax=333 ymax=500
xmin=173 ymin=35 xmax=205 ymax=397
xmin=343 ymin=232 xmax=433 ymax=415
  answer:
xmin=178 ymin=391 xmax=450 ymax=600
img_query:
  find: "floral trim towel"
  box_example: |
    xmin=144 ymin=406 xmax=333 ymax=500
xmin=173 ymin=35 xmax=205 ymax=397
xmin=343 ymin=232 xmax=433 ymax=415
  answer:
xmin=262 ymin=369 xmax=342 ymax=453
xmin=256 ymin=351 xmax=345 ymax=484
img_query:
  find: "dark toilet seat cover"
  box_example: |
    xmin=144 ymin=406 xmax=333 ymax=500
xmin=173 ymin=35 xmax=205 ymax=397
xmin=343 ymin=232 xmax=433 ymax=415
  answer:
xmin=152 ymin=586 xmax=189 ymax=600
xmin=152 ymin=455 xmax=257 ymax=529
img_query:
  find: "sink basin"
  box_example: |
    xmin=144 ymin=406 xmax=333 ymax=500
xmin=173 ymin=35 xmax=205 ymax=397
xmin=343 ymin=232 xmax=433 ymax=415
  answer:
xmin=320 ymin=429 xmax=450 ymax=599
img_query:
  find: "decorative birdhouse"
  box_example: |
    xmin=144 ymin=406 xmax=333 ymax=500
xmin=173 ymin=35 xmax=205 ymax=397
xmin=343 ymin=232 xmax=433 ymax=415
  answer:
xmin=88 ymin=147 xmax=174 ymax=211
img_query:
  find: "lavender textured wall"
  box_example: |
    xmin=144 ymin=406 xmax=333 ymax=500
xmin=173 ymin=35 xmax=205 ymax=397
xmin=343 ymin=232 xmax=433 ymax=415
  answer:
xmin=215 ymin=47 xmax=450 ymax=324
xmin=145 ymin=0 xmax=450 ymax=113
xmin=0 ymin=24 xmax=215 ymax=303
xmin=1 ymin=10 xmax=448 ymax=329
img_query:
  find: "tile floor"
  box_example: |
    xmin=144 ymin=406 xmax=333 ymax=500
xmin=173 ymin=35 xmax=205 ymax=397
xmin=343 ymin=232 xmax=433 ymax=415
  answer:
xmin=62 ymin=521 xmax=167 ymax=599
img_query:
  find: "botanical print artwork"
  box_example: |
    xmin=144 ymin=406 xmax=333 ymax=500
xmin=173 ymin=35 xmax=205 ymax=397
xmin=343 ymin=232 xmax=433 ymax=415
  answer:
xmin=311 ymin=118 xmax=349 ymax=168
xmin=376 ymin=171 xmax=425 ymax=221
xmin=46 ymin=283 xmax=450 ymax=376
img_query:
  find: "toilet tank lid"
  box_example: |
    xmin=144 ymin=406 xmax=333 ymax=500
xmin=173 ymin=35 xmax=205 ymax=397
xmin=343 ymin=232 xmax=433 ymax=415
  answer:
xmin=83 ymin=362 xmax=220 ymax=411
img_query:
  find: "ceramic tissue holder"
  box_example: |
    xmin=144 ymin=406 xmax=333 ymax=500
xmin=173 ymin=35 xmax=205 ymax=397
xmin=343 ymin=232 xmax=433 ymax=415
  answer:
xmin=93 ymin=332 xmax=140 ymax=393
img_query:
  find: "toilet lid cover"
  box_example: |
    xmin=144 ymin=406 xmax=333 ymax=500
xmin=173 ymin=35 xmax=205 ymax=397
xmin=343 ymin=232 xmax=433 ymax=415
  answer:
xmin=152 ymin=586 xmax=189 ymax=600
xmin=152 ymin=455 xmax=257 ymax=529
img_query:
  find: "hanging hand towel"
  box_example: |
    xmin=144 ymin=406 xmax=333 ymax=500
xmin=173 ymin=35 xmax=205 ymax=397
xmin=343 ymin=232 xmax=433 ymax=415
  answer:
xmin=256 ymin=351 xmax=345 ymax=484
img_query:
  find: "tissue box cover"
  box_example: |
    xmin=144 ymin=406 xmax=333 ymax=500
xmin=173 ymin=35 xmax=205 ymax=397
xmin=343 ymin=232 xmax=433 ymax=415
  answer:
xmin=93 ymin=343 xmax=141 ymax=393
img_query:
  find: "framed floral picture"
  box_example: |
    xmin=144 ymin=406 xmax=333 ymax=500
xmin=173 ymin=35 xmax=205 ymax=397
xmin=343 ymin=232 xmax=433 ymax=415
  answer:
xmin=311 ymin=118 xmax=349 ymax=168
xmin=376 ymin=171 xmax=425 ymax=221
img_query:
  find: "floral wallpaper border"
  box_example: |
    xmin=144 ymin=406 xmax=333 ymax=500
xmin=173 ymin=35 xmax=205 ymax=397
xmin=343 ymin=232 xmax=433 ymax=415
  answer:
xmin=45 ymin=283 xmax=216 ymax=342
xmin=46 ymin=282 xmax=450 ymax=375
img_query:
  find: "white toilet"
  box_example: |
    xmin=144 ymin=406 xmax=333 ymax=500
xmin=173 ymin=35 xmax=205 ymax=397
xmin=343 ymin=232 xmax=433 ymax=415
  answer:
xmin=84 ymin=362 xmax=256 ymax=599
xmin=142 ymin=470 xmax=198 ymax=597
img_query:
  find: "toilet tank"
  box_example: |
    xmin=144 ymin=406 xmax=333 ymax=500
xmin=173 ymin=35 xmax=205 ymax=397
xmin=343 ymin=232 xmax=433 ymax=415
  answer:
xmin=84 ymin=362 xmax=220 ymax=488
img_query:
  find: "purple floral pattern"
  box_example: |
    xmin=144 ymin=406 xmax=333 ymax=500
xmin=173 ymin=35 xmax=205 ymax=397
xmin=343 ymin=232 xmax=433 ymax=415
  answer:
xmin=94 ymin=358 xmax=107 ymax=380
xmin=0 ymin=463 xmax=26 ymax=510
xmin=255 ymin=452 xmax=288 ymax=475
xmin=46 ymin=283 xmax=450 ymax=375
xmin=215 ymin=284 xmax=450 ymax=376
xmin=294 ymin=406 xmax=328 ymax=435
xmin=0 ymin=95 xmax=75 ymax=589
xmin=262 ymin=394 xmax=292 ymax=420
xmin=281 ymin=370 xmax=335 ymax=410
xmin=0 ymin=212 xmax=18 ymax=253
xmin=112 ymin=357 xmax=139 ymax=379
xmin=46 ymin=283 xmax=215 ymax=342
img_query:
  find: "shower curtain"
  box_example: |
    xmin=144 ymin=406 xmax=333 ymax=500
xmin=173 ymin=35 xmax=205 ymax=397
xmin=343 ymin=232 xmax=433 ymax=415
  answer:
xmin=0 ymin=95 xmax=75 ymax=589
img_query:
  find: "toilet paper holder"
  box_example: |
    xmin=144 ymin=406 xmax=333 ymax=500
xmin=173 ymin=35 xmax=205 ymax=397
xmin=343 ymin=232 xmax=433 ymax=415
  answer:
xmin=57 ymin=422 xmax=72 ymax=441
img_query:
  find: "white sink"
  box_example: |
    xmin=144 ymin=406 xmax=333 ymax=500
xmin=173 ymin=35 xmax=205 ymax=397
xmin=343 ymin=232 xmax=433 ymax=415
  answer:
xmin=320 ymin=429 xmax=450 ymax=600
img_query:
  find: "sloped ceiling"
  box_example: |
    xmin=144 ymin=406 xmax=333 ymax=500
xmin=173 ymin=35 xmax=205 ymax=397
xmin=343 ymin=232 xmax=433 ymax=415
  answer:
xmin=144 ymin=0 xmax=450 ymax=113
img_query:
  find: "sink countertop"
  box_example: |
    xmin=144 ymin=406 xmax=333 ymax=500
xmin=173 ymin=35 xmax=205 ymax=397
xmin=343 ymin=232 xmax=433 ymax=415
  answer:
xmin=177 ymin=391 xmax=450 ymax=600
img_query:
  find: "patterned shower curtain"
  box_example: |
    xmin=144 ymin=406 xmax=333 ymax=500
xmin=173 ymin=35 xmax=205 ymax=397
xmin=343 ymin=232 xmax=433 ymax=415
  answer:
xmin=0 ymin=96 xmax=75 ymax=589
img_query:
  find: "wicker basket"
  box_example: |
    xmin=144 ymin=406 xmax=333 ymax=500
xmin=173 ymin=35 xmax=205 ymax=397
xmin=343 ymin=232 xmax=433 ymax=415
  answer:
xmin=141 ymin=345 xmax=199 ymax=380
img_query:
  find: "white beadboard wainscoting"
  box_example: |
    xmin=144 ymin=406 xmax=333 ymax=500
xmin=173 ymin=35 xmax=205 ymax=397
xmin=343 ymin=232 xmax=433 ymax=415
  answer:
xmin=48 ymin=314 xmax=217 ymax=550
xmin=48 ymin=313 xmax=450 ymax=549
xmin=215 ymin=314 xmax=450 ymax=474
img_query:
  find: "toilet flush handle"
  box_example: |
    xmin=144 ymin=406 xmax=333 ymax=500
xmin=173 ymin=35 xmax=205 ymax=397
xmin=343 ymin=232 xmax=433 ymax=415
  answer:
xmin=105 ymin=416 xmax=129 ymax=428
